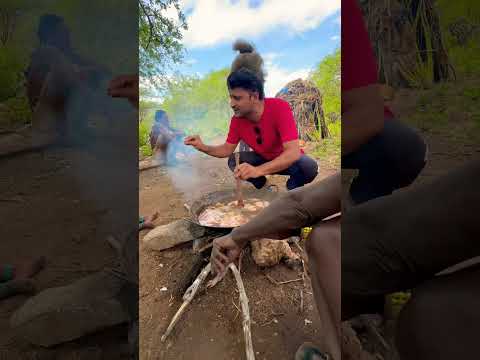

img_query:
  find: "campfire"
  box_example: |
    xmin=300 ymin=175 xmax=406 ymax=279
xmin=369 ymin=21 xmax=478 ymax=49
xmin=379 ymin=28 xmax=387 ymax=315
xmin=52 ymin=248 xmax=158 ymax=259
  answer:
xmin=141 ymin=181 xmax=304 ymax=360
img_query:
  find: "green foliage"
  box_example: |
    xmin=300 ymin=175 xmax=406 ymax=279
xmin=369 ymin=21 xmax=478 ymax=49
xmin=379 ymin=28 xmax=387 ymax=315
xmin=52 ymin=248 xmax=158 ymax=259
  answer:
xmin=310 ymin=48 xmax=340 ymax=116
xmin=397 ymin=51 xmax=434 ymax=89
xmin=436 ymin=0 xmax=480 ymax=77
xmin=4 ymin=97 xmax=31 ymax=125
xmin=160 ymin=69 xmax=232 ymax=141
xmin=311 ymin=119 xmax=341 ymax=167
xmin=139 ymin=120 xmax=153 ymax=157
xmin=0 ymin=47 xmax=25 ymax=102
xmin=139 ymin=0 xmax=187 ymax=90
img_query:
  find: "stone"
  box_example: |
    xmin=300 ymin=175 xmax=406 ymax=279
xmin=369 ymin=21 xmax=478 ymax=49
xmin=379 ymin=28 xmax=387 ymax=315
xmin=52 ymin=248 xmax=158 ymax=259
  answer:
xmin=10 ymin=271 xmax=128 ymax=347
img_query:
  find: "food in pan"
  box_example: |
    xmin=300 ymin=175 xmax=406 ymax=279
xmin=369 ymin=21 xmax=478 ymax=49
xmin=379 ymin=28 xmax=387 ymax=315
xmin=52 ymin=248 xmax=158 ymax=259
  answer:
xmin=198 ymin=198 xmax=270 ymax=227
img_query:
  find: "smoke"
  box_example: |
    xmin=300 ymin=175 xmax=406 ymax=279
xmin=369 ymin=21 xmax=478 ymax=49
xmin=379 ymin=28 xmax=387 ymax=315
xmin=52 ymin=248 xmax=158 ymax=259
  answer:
xmin=159 ymin=135 xmax=227 ymax=203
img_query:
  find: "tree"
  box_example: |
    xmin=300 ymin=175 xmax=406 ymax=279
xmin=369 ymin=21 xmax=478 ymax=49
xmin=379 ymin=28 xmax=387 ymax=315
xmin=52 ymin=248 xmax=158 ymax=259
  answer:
xmin=139 ymin=0 xmax=187 ymax=90
xmin=161 ymin=69 xmax=232 ymax=140
xmin=310 ymin=48 xmax=341 ymax=118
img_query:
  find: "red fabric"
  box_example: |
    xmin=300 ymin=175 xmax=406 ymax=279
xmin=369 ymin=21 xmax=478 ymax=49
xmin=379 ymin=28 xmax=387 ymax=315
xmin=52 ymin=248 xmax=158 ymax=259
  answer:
xmin=342 ymin=0 xmax=394 ymax=118
xmin=226 ymin=98 xmax=304 ymax=160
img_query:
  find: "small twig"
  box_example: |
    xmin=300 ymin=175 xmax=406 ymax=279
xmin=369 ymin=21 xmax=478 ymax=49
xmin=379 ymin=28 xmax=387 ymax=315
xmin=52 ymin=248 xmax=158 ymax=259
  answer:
xmin=292 ymin=239 xmax=304 ymax=254
xmin=362 ymin=316 xmax=390 ymax=353
xmin=229 ymin=263 xmax=255 ymax=360
xmin=299 ymin=289 xmax=304 ymax=313
xmin=197 ymin=241 xmax=213 ymax=253
xmin=238 ymin=249 xmax=244 ymax=273
xmin=301 ymin=259 xmax=308 ymax=287
xmin=0 ymin=197 xmax=24 ymax=203
xmin=265 ymin=274 xmax=302 ymax=285
xmin=278 ymin=278 xmax=302 ymax=285
xmin=161 ymin=262 xmax=211 ymax=342
xmin=260 ymin=318 xmax=276 ymax=327
xmin=265 ymin=274 xmax=278 ymax=285
xmin=232 ymin=299 xmax=241 ymax=313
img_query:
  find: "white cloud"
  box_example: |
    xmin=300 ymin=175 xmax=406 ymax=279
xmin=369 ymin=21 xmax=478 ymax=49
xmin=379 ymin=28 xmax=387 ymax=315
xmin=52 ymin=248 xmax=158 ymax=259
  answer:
xmin=263 ymin=52 xmax=282 ymax=63
xmin=181 ymin=0 xmax=341 ymax=48
xmin=330 ymin=35 xmax=340 ymax=41
xmin=263 ymin=58 xmax=311 ymax=97
xmin=334 ymin=15 xmax=341 ymax=24
xmin=184 ymin=58 xmax=198 ymax=65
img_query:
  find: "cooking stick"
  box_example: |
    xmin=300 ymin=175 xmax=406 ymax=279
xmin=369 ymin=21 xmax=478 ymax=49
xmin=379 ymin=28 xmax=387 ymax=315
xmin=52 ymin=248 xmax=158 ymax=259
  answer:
xmin=235 ymin=152 xmax=244 ymax=207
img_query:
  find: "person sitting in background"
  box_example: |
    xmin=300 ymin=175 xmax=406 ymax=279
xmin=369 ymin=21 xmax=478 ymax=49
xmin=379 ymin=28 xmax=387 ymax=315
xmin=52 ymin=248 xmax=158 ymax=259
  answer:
xmin=184 ymin=40 xmax=318 ymax=191
xmin=25 ymin=14 xmax=110 ymax=112
xmin=0 ymin=14 xmax=114 ymax=157
xmin=149 ymin=110 xmax=184 ymax=165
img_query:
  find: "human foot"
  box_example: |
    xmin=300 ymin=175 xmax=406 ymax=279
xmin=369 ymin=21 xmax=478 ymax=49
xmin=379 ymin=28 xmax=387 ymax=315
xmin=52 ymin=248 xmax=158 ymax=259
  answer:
xmin=139 ymin=212 xmax=159 ymax=230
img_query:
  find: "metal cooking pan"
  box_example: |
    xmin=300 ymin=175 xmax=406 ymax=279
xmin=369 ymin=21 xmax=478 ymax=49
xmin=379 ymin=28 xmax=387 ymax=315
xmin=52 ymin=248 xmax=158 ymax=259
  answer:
xmin=189 ymin=188 xmax=279 ymax=229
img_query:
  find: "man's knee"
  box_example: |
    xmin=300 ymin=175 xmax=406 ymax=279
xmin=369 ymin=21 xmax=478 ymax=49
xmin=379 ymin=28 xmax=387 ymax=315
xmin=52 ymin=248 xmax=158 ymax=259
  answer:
xmin=386 ymin=122 xmax=427 ymax=188
xmin=306 ymin=223 xmax=340 ymax=260
xmin=299 ymin=155 xmax=318 ymax=182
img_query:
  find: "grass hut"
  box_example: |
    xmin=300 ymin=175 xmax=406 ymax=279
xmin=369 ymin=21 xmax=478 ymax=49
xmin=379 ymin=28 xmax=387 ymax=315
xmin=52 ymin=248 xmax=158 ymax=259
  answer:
xmin=275 ymin=79 xmax=330 ymax=141
xmin=358 ymin=0 xmax=455 ymax=89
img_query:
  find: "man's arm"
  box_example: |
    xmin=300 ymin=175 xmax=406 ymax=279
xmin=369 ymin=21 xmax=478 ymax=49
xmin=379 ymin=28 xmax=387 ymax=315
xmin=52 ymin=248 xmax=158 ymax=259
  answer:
xmin=342 ymin=84 xmax=384 ymax=156
xmin=257 ymin=140 xmax=301 ymax=175
xmin=231 ymin=172 xmax=341 ymax=247
xmin=184 ymin=135 xmax=237 ymax=158
xmin=200 ymin=142 xmax=237 ymax=158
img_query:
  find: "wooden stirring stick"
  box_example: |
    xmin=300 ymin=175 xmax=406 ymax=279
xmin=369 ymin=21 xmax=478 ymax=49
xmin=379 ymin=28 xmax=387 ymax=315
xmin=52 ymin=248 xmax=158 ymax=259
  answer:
xmin=235 ymin=152 xmax=244 ymax=207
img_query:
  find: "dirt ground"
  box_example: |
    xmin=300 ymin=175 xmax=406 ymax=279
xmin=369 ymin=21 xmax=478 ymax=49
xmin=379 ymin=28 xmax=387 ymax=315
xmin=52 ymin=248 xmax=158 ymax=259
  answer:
xmin=139 ymin=147 xmax=339 ymax=360
xmin=0 ymin=143 xmax=135 ymax=359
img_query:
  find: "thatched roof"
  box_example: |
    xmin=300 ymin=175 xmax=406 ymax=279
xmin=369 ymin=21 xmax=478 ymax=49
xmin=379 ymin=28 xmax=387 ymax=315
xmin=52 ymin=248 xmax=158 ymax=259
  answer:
xmin=359 ymin=0 xmax=454 ymax=88
xmin=275 ymin=79 xmax=329 ymax=140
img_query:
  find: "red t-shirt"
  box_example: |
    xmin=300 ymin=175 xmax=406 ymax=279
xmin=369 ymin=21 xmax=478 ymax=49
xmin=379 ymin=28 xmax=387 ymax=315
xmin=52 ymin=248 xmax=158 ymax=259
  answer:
xmin=226 ymin=98 xmax=303 ymax=160
xmin=342 ymin=0 xmax=394 ymax=119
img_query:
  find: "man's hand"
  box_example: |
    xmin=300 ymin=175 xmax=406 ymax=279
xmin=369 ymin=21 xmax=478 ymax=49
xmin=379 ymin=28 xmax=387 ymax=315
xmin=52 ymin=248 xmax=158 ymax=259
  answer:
xmin=235 ymin=163 xmax=263 ymax=180
xmin=184 ymin=135 xmax=205 ymax=151
xmin=107 ymin=74 xmax=139 ymax=108
xmin=210 ymin=235 xmax=242 ymax=275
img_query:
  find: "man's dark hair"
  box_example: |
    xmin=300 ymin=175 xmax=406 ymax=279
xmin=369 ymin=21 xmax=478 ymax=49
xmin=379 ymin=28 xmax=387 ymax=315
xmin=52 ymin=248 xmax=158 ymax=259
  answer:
xmin=37 ymin=14 xmax=64 ymax=43
xmin=227 ymin=68 xmax=265 ymax=100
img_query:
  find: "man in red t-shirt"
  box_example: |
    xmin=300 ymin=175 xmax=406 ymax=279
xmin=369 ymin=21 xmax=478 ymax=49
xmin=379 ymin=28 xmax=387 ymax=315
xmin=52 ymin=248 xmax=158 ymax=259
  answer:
xmin=341 ymin=0 xmax=427 ymax=205
xmin=208 ymin=1 xmax=427 ymax=359
xmin=184 ymin=68 xmax=318 ymax=190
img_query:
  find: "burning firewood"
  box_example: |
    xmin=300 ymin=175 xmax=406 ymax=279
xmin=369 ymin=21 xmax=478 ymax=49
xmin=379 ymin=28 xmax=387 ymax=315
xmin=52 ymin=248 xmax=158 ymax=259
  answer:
xmin=229 ymin=263 xmax=255 ymax=360
xmin=161 ymin=262 xmax=212 ymax=342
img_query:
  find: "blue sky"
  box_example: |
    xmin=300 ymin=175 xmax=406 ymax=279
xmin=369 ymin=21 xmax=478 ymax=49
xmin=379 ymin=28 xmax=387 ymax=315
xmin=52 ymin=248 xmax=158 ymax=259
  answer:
xmin=158 ymin=0 xmax=340 ymax=97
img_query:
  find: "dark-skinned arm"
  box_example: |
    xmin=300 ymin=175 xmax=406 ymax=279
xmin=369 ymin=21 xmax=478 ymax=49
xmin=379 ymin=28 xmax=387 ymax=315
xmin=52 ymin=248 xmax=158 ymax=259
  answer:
xmin=231 ymin=172 xmax=341 ymax=248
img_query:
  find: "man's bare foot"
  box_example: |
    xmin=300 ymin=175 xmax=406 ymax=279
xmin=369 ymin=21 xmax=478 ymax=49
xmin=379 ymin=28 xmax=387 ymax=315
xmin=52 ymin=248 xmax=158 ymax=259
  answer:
xmin=0 ymin=279 xmax=36 ymax=300
xmin=13 ymin=256 xmax=46 ymax=279
xmin=139 ymin=212 xmax=159 ymax=230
